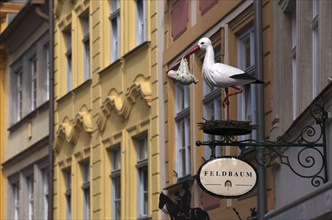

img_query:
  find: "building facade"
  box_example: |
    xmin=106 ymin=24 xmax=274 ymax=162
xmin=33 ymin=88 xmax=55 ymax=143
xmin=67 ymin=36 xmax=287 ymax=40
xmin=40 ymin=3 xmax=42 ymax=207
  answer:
xmin=0 ymin=2 xmax=25 ymax=219
xmin=0 ymin=1 xmax=50 ymax=219
xmin=0 ymin=0 xmax=330 ymax=220
xmin=162 ymin=0 xmax=274 ymax=219
xmin=266 ymin=0 xmax=332 ymax=219
xmin=52 ymin=0 xmax=165 ymax=219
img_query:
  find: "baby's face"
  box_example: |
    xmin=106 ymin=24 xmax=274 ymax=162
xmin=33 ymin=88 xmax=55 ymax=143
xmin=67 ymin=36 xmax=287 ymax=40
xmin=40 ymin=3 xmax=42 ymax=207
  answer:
xmin=167 ymin=70 xmax=176 ymax=78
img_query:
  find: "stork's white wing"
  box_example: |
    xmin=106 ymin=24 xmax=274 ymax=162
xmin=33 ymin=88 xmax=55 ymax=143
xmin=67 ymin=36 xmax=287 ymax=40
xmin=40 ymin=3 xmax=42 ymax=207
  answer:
xmin=205 ymin=63 xmax=244 ymax=87
xmin=212 ymin=63 xmax=245 ymax=77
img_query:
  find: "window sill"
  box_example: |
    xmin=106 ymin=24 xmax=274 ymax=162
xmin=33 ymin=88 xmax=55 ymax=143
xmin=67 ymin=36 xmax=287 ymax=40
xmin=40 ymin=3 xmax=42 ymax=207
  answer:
xmin=99 ymin=41 xmax=150 ymax=76
xmin=137 ymin=216 xmax=152 ymax=220
xmin=56 ymin=79 xmax=92 ymax=104
xmin=122 ymin=41 xmax=150 ymax=60
xmin=8 ymin=101 xmax=49 ymax=132
xmin=98 ymin=58 xmax=124 ymax=76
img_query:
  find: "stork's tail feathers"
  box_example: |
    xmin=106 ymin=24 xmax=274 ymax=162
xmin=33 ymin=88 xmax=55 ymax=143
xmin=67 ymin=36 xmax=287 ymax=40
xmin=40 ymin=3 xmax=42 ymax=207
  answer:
xmin=230 ymin=73 xmax=264 ymax=84
xmin=254 ymin=79 xmax=264 ymax=84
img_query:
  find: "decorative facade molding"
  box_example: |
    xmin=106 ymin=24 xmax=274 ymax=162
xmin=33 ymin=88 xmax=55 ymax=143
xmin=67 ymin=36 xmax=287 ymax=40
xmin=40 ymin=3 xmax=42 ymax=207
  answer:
xmin=57 ymin=156 xmax=72 ymax=170
xmin=126 ymin=74 xmax=152 ymax=106
xmin=54 ymin=0 xmax=63 ymax=19
xmin=98 ymin=75 xmax=151 ymax=131
xmin=74 ymin=0 xmax=89 ymax=16
xmin=54 ymin=117 xmax=72 ymax=149
xmin=102 ymin=89 xmax=131 ymax=120
xmin=74 ymin=109 xmax=93 ymax=133
xmin=54 ymin=107 xmax=93 ymax=152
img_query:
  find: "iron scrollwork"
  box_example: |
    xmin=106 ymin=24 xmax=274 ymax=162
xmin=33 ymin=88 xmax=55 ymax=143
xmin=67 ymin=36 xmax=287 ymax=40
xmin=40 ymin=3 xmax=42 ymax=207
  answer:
xmin=196 ymin=96 xmax=328 ymax=187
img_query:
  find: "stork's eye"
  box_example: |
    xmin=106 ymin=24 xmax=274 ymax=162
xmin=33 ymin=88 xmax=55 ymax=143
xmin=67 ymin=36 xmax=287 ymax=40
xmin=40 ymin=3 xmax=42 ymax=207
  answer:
xmin=200 ymin=42 xmax=205 ymax=45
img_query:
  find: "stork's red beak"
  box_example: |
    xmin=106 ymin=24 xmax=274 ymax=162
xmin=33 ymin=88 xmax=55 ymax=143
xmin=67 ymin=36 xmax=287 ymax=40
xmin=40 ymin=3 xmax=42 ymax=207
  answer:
xmin=176 ymin=45 xmax=200 ymax=62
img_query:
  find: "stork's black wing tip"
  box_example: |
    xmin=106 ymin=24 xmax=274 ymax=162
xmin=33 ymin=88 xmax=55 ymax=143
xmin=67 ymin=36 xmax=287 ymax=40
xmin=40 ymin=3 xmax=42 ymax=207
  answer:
xmin=255 ymin=79 xmax=265 ymax=84
xmin=230 ymin=73 xmax=264 ymax=84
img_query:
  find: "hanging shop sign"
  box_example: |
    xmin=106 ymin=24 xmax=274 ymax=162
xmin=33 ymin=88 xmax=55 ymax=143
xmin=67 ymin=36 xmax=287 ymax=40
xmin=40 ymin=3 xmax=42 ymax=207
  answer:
xmin=197 ymin=157 xmax=257 ymax=198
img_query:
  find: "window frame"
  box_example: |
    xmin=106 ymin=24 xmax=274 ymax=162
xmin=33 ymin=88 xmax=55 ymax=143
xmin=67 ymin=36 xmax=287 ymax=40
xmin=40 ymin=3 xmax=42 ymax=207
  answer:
xmin=136 ymin=135 xmax=149 ymax=218
xmin=9 ymin=34 xmax=49 ymax=126
xmin=110 ymin=146 xmax=121 ymax=220
xmin=30 ymin=56 xmax=37 ymax=111
xmin=81 ymin=13 xmax=90 ymax=81
xmin=312 ymin=0 xmax=319 ymax=98
xmin=27 ymin=175 xmax=34 ymax=220
xmin=175 ymin=83 xmax=191 ymax=178
xmin=110 ymin=0 xmax=120 ymax=62
xmin=13 ymin=181 xmax=20 ymax=220
xmin=64 ymin=169 xmax=72 ymax=220
xmin=44 ymin=45 xmax=50 ymax=101
xmin=237 ymin=28 xmax=257 ymax=140
xmin=135 ymin=0 xmax=146 ymax=45
xmin=64 ymin=28 xmax=72 ymax=92
xmin=81 ymin=162 xmax=90 ymax=220
xmin=15 ymin=68 xmax=23 ymax=122
xmin=42 ymin=170 xmax=49 ymax=220
xmin=291 ymin=9 xmax=297 ymax=119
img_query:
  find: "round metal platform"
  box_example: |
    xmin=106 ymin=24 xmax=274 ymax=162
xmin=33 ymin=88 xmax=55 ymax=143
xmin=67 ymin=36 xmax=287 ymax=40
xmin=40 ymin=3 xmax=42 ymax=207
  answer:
xmin=197 ymin=120 xmax=257 ymax=136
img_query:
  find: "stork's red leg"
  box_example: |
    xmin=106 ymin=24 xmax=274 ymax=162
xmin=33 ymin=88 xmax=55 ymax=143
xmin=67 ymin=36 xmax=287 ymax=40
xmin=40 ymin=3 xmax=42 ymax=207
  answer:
xmin=222 ymin=86 xmax=244 ymax=121
xmin=223 ymin=88 xmax=230 ymax=120
xmin=222 ymin=86 xmax=243 ymax=108
xmin=222 ymin=89 xmax=229 ymax=108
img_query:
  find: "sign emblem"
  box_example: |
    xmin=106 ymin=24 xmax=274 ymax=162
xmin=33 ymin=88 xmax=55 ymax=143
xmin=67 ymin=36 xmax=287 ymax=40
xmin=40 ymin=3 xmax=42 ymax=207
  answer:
xmin=197 ymin=157 xmax=257 ymax=198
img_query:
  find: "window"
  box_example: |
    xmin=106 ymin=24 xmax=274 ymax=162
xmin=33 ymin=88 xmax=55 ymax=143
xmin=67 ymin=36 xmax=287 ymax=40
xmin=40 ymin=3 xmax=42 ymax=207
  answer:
xmin=64 ymin=28 xmax=72 ymax=92
xmin=43 ymin=171 xmax=49 ymax=220
xmin=9 ymin=168 xmax=49 ymax=220
xmin=136 ymin=136 xmax=148 ymax=218
xmin=9 ymin=35 xmax=49 ymax=125
xmin=111 ymin=147 xmax=121 ymax=220
xmin=27 ymin=176 xmax=34 ymax=220
xmin=238 ymin=28 xmax=256 ymax=139
xmin=30 ymin=57 xmax=37 ymax=111
xmin=175 ymin=84 xmax=190 ymax=178
xmin=291 ymin=9 xmax=297 ymax=119
xmin=239 ymin=32 xmax=254 ymax=70
xmin=16 ymin=69 xmax=23 ymax=121
xmin=110 ymin=0 xmax=120 ymax=62
xmin=81 ymin=14 xmax=90 ymax=81
xmin=312 ymin=0 xmax=319 ymax=97
xmin=13 ymin=182 xmax=19 ymax=220
xmin=82 ymin=163 xmax=90 ymax=220
xmin=64 ymin=170 xmax=71 ymax=220
xmin=171 ymin=0 xmax=188 ymax=40
xmin=203 ymin=44 xmax=222 ymax=159
xmin=136 ymin=0 xmax=146 ymax=45
xmin=44 ymin=45 xmax=50 ymax=100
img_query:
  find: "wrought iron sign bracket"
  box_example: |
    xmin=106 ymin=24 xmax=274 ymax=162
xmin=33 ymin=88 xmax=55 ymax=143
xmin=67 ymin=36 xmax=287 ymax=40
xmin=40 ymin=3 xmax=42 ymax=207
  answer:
xmin=196 ymin=96 xmax=328 ymax=187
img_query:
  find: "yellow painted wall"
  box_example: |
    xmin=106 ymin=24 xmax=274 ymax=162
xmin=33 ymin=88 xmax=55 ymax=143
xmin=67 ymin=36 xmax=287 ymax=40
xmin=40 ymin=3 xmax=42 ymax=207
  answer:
xmin=53 ymin=0 xmax=162 ymax=219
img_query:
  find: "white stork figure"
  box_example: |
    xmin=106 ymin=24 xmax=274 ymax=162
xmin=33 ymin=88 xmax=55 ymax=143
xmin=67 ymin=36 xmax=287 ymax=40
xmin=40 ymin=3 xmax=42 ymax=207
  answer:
xmin=180 ymin=37 xmax=264 ymax=119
